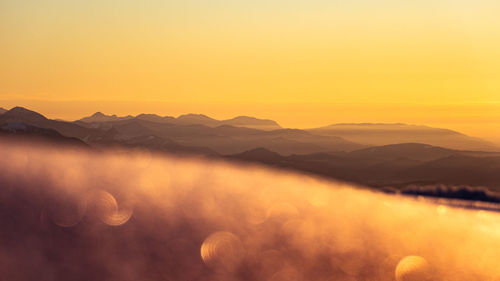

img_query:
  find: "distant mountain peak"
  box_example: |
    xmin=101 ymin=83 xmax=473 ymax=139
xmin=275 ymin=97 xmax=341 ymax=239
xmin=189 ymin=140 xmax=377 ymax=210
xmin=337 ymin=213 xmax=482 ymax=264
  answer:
xmin=231 ymin=116 xmax=263 ymax=121
xmin=78 ymin=112 xmax=133 ymax=123
xmin=9 ymin=106 xmax=39 ymax=113
xmin=221 ymin=116 xmax=281 ymax=130
xmin=135 ymin=113 xmax=176 ymax=123
xmin=137 ymin=113 xmax=160 ymax=118
xmin=308 ymin=122 xmax=500 ymax=151
xmin=319 ymin=123 xmax=460 ymax=134
xmin=177 ymin=113 xmax=215 ymax=120
xmin=2 ymin=107 xmax=48 ymax=121
xmin=91 ymin=112 xmax=106 ymax=117
xmin=176 ymin=114 xmax=219 ymax=126
xmin=77 ymin=110 xmax=281 ymax=130
xmin=0 ymin=107 xmax=6 ymax=114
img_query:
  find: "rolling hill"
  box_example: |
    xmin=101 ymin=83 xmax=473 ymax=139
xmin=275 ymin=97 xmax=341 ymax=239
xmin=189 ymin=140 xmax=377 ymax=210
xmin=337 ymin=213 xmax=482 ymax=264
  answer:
xmin=229 ymin=143 xmax=500 ymax=191
xmin=308 ymin=123 xmax=499 ymax=151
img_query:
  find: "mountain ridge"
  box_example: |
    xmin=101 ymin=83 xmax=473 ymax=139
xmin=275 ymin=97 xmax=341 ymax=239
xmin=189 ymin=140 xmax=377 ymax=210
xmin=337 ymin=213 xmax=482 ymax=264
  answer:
xmin=229 ymin=142 xmax=500 ymax=191
xmin=3 ymin=106 xmax=500 ymax=200
xmin=1 ymin=107 xmax=361 ymax=155
xmin=2 ymin=106 xmax=499 ymax=155
xmin=77 ymin=112 xmax=282 ymax=130
xmin=308 ymin=122 xmax=498 ymax=151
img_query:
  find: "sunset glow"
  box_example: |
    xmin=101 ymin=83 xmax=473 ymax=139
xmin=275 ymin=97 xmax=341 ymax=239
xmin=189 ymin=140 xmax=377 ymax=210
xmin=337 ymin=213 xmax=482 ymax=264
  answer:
xmin=1 ymin=0 xmax=499 ymax=140
xmin=2 ymin=2 xmax=500 ymax=279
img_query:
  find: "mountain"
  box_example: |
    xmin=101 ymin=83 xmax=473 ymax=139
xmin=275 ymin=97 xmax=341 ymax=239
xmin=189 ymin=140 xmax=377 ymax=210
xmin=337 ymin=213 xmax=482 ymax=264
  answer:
xmin=108 ymin=120 xmax=156 ymax=140
xmin=308 ymin=123 xmax=499 ymax=151
xmin=74 ymin=111 xmax=361 ymax=155
xmin=1 ymin=106 xmax=48 ymax=123
xmin=176 ymin=113 xmax=220 ymax=126
xmin=0 ymin=108 xmax=6 ymax=114
xmin=90 ymin=118 xmax=362 ymax=155
xmin=0 ymin=122 xmax=88 ymax=147
xmin=397 ymin=155 xmax=500 ymax=188
xmin=345 ymin=143 xmax=461 ymax=162
xmin=175 ymin=114 xmax=282 ymax=130
xmin=229 ymin=143 xmax=500 ymax=191
xmin=136 ymin=113 xmax=176 ymax=123
xmin=78 ymin=112 xmax=134 ymax=123
xmin=78 ymin=112 xmax=282 ymax=130
xmin=0 ymin=107 xmax=104 ymax=140
xmin=4 ymin=106 xmax=500 ymax=197
xmin=0 ymin=107 xmax=215 ymax=156
xmin=220 ymin=116 xmax=281 ymax=130
xmin=95 ymin=133 xmax=217 ymax=156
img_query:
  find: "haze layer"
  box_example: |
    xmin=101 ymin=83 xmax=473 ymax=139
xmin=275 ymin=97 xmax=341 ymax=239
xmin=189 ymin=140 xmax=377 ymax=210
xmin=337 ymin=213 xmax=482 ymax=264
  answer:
xmin=0 ymin=140 xmax=500 ymax=280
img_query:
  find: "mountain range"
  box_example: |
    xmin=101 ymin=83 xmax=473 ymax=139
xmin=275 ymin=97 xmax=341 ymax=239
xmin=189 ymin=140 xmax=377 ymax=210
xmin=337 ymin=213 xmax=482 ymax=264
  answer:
xmin=229 ymin=144 xmax=500 ymax=191
xmin=78 ymin=112 xmax=282 ymax=131
xmin=2 ymin=106 xmax=500 ymax=196
xmin=308 ymin=123 xmax=498 ymax=151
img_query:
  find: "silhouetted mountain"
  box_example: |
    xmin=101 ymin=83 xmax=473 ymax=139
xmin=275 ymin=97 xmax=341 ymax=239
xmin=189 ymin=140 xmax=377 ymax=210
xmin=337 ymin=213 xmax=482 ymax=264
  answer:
xmin=221 ymin=116 xmax=280 ymax=130
xmin=0 ymin=122 xmax=87 ymax=147
xmin=136 ymin=113 xmax=176 ymax=123
xmin=78 ymin=112 xmax=134 ymax=123
xmin=0 ymin=107 xmax=215 ymax=156
xmin=309 ymin=123 xmax=499 ymax=151
xmin=176 ymin=113 xmax=219 ymax=126
xmin=75 ymin=117 xmax=361 ymax=155
xmin=0 ymin=107 xmax=104 ymax=140
xmin=229 ymin=143 xmax=500 ymax=191
xmin=96 ymin=134 xmax=217 ymax=156
xmin=5 ymin=107 xmax=500 ymax=194
xmin=2 ymin=106 xmax=48 ymax=123
xmin=346 ymin=143 xmax=461 ymax=162
xmin=109 ymin=120 xmax=156 ymax=140
xmin=0 ymin=107 xmax=6 ymax=114
xmin=78 ymin=112 xmax=282 ymax=130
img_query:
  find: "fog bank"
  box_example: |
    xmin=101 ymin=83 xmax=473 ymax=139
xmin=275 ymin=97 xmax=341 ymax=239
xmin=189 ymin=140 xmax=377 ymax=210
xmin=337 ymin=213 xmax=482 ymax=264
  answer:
xmin=0 ymin=140 xmax=499 ymax=280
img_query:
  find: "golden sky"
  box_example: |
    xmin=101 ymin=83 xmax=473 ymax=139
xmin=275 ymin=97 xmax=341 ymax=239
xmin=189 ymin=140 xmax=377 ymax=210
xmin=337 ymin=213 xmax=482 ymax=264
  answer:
xmin=1 ymin=0 xmax=499 ymax=141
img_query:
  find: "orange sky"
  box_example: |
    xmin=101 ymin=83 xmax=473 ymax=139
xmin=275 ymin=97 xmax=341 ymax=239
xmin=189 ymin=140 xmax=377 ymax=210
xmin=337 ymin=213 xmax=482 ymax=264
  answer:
xmin=1 ymin=0 xmax=499 ymax=142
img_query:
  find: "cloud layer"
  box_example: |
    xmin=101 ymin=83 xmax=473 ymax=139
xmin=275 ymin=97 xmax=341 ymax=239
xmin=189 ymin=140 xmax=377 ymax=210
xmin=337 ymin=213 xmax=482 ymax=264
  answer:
xmin=0 ymin=140 xmax=500 ymax=280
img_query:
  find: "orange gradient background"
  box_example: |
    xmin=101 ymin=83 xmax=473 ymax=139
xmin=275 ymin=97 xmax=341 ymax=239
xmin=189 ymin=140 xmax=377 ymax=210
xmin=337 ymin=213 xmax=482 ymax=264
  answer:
xmin=1 ymin=0 xmax=499 ymax=141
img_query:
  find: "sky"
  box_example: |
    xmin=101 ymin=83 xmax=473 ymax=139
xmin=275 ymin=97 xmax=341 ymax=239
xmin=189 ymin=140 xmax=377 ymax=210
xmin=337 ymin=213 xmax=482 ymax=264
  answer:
xmin=1 ymin=0 xmax=500 ymax=141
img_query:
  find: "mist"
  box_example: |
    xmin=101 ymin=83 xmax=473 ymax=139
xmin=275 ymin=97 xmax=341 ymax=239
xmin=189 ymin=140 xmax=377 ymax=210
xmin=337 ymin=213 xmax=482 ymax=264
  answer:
xmin=0 ymin=140 xmax=499 ymax=281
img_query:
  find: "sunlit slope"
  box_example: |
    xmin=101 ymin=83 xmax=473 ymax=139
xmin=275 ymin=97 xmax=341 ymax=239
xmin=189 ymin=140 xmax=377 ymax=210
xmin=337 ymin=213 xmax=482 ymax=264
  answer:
xmin=1 ymin=140 xmax=500 ymax=280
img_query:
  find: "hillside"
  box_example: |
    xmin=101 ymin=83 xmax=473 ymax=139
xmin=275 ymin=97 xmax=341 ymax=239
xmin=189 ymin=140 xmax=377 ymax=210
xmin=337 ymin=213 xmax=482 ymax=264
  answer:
xmin=309 ymin=123 xmax=499 ymax=151
xmin=229 ymin=143 xmax=500 ymax=191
